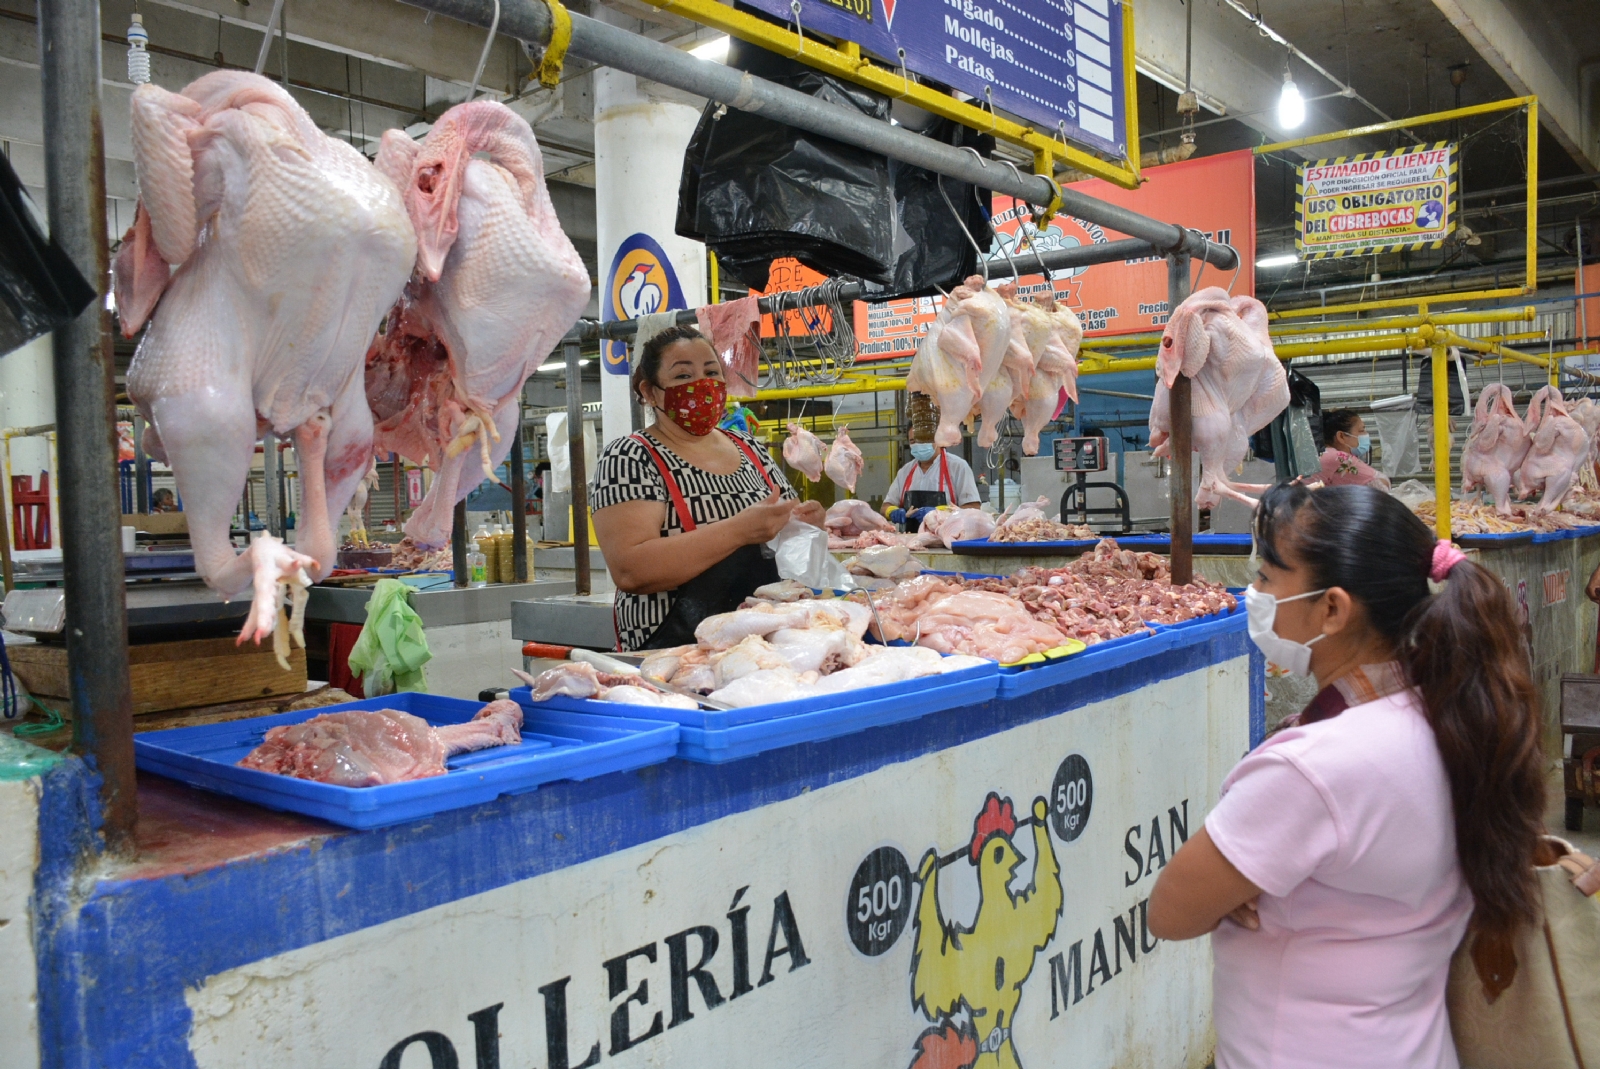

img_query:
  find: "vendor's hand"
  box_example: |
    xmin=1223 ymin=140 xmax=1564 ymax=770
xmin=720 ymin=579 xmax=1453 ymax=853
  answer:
xmin=793 ymin=500 xmax=827 ymax=529
xmin=734 ymin=491 xmax=798 ymax=544
xmin=1587 ymin=565 xmax=1600 ymax=604
xmin=1224 ymin=896 xmax=1260 ymax=931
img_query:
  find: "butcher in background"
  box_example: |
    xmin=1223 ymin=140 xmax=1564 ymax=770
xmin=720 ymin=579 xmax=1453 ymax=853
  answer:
xmin=1317 ymin=409 xmax=1390 ymax=490
xmin=883 ymin=394 xmax=982 ymax=529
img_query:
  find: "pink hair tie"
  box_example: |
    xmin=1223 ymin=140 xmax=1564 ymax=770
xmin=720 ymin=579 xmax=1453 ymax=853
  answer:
xmin=1430 ymin=540 xmax=1466 ymax=581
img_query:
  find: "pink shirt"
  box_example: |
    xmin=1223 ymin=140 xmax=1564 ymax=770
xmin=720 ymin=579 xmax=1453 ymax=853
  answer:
xmin=1205 ymin=690 xmax=1471 ymax=1069
xmin=1318 ymin=448 xmax=1389 ymax=488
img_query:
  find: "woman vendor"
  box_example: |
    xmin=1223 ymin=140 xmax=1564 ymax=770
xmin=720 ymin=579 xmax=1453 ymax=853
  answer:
xmin=592 ymin=325 xmax=826 ymax=651
xmin=1317 ymin=409 xmax=1391 ymax=489
xmin=883 ymin=394 xmax=982 ymax=525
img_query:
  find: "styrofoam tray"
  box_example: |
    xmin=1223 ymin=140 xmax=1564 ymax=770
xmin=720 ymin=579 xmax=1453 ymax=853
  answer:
xmin=132 ymin=693 xmax=679 ymax=829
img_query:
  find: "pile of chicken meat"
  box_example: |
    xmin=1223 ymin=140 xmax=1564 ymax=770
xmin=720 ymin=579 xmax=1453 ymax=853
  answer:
xmin=872 ymin=539 xmax=1236 ymax=658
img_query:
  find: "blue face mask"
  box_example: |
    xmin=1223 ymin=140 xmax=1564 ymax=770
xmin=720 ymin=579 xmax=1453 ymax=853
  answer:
xmin=1356 ymin=433 xmax=1372 ymax=461
xmin=910 ymin=442 xmax=936 ymax=463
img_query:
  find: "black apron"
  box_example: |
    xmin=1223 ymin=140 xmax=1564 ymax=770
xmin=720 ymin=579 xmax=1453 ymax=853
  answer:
xmin=627 ymin=432 xmax=782 ymax=651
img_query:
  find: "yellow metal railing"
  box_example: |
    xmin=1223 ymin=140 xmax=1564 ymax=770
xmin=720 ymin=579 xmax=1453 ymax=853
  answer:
xmin=1254 ymin=96 xmax=1540 ymax=315
xmin=634 ymin=0 xmax=1142 ymax=189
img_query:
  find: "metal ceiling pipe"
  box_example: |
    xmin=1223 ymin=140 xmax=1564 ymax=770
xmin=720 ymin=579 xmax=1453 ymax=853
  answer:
xmin=569 ymin=235 xmax=1232 ymax=342
xmin=37 ymin=0 xmax=138 ymax=852
xmin=396 ymin=0 xmax=1235 ymax=268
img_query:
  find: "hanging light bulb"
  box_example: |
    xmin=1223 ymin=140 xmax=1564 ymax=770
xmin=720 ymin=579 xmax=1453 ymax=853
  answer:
xmin=1277 ymin=66 xmax=1305 ymax=129
xmin=127 ymin=13 xmax=151 ymax=85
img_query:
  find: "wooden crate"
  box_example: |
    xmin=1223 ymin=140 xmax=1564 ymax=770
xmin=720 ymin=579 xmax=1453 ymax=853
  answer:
xmin=10 ymin=636 xmax=307 ymax=716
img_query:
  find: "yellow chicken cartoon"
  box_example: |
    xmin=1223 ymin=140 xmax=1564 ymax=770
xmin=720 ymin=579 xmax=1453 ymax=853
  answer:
xmin=909 ymin=793 xmax=1062 ymax=1069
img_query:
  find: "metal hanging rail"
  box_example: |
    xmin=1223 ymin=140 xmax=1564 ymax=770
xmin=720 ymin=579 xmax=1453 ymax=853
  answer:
xmin=565 ymin=237 xmax=1239 ymax=344
xmin=396 ymin=0 xmax=1236 ymax=269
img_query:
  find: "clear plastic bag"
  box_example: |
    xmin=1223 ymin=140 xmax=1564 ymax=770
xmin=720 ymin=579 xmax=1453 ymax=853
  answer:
xmin=767 ymin=517 xmax=854 ymax=592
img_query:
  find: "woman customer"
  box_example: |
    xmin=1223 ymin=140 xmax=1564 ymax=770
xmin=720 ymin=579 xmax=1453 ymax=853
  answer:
xmin=1318 ymin=408 xmax=1391 ymax=488
xmin=591 ymin=325 xmax=826 ymax=651
xmin=1148 ymin=483 xmax=1545 ymax=1069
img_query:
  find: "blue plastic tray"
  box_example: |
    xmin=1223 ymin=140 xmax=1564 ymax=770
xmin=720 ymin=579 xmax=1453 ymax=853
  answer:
xmin=995 ymin=603 xmax=1245 ymax=698
xmin=132 ymin=693 xmax=680 ymax=829
xmin=1532 ymin=524 xmax=1600 ymax=543
xmin=950 ymin=538 xmax=1099 ymax=553
xmin=516 ymin=660 xmax=999 ymax=763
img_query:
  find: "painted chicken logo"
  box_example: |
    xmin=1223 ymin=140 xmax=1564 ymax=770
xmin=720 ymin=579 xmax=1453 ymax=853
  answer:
xmin=909 ymin=793 xmax=1062 ymax=1069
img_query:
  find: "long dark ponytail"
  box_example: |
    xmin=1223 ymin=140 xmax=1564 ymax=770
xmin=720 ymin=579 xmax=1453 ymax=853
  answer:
xmin=1254 ymin=483 xmax=1545 ymax=961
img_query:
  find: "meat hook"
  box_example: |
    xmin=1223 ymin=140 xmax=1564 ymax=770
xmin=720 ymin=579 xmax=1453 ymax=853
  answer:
xmin=467 ymin=0 xmax=502 ymax=101
xmin=938 ymin=173 xmax=989 ymax=281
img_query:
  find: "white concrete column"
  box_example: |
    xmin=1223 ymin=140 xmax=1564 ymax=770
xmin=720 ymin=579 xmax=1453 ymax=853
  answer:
xmin=593 ymin=67 xmax=705 ymax=445
xmin=0 ymin=335 xmax=59 ymax=546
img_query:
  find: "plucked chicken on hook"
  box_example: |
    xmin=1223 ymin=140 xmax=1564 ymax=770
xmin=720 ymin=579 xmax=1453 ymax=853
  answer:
xmin=1147 ymin=287 xmax=1289 ymax=510
xmin=368 ymin=100 xmax=590 ymax=547
xmin=114 ymin=72 xmax=417 ymax=665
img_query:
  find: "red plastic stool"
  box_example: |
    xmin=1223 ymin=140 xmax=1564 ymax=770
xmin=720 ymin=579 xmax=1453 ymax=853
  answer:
xmin=11 ymin=473 xmax=50 ymax=551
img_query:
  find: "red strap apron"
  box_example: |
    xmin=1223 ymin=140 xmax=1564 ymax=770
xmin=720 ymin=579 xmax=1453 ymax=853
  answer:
xmin=613 ymin=432 xmax=780 ymax=650
xmin=900 ymin=449 xmax=954 ymax=504
xmin=629 ymin=431 xmax=777 ymax=531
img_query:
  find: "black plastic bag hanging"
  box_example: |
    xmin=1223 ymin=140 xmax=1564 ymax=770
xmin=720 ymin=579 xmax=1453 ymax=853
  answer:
xmin=0 ymin=152 xmax=96 ymax=358
xmin=678 ymin=18 xmax=991 ymax=296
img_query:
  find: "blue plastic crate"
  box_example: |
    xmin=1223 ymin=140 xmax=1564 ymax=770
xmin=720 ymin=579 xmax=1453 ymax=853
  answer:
xmin=995 ymin=598 xmax=1245 ymax=699
xmin=515 ymin=660 xmax=998 ymax=763
xmin=995 ymin=629 xmax=1165 ymax=698
xmin=949 ymin=537 xmax=1099 ymax=552
xmin=132 ymin=693 xmax=679 ymax=830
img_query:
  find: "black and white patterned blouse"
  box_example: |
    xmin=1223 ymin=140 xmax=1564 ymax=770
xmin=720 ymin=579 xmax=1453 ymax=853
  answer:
xmin=591 ymin=427 xmax=797 ymax=650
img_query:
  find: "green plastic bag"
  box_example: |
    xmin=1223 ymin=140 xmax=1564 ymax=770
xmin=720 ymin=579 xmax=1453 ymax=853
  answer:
xmin=347 ymin=578 xmax=431 ymax=695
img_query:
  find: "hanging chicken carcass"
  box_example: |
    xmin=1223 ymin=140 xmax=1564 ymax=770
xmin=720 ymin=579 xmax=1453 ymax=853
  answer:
xmin=906 ymin=276 xmax=1010 ymax=449
xmin=1023 ymin=295 xmax=1082 ymax=455
xmin=369 ymin=101 xmax=590 ymax=546
xmin=1460 ymin=383 xmax=1532 ymax=515
xmin=782 ymin=421 xmax=827 ymax=482
xmin=825 ymin=425 xmax=865 ymax=493
xmin=1148 ymin=288 xmax=1289 ymax=509
xmin=113 ymin=72 xmax=417 ymax=660
xmin=1515 ymin=385 xmax=1590 ymax=511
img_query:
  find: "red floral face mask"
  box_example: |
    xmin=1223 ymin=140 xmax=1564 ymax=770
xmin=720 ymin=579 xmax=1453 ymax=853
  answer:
xmin=659 ymin=377 xmax=727 ymax=436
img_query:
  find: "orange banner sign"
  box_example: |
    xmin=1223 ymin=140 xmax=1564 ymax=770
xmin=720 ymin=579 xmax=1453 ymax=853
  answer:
xmin=852 ymin=149 xmax=1257 ymax=360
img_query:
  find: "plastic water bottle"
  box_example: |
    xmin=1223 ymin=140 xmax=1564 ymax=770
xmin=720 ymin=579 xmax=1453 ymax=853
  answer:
xmin=467 ymin=548 xmax=487 ymax=588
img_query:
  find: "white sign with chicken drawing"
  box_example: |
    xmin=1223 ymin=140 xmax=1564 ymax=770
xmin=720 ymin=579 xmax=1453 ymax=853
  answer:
xmin=184 ymin=660 xmax=1249 ymax=1069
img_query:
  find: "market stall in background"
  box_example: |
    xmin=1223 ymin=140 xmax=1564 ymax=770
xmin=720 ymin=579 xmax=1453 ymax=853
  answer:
xmin=4 ymin=0 xmax=1600 ymax=1065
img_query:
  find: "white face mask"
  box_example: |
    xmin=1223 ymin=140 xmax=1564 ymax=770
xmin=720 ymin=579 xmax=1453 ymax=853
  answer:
xmin=1244 ymin=585 xmax=1328 ymax=677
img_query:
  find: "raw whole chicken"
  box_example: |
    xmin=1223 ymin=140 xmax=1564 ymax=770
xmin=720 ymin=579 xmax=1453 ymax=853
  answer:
xmin=825 ymin=425 xmax=865 ymax=492
xmin=1567 ymin=396 xmax=1600 ymax=491
xmin=713 ymin=634 xmax=795 ymax=688
xmin=369 ymin=100 xmax=589 ymax=546
xmin=906 ymin=276 xmax=1011 ymax=448
xmin=238 ymin=700 xmax=523 ymax=786
xmin=1026 ymin=296 xmax=1082 ymax=454
xmin=694 ymin=602 xmax=815 ymax=649
xmin=1148 ymin=288 xmax=1289 ymax=509
xmin=912 ymin=589 xmax=1069 ymax=664
xmin=782 ymin=422 xmax=827 ymax=482
xmin=921 ymin=507 xmax=996 ymax=549
xmin=519 ymin=662 xmax=696 ymax=708
xmin=1515 ymin=386 xmax=1590 ymax=511
xmin=979 ymin=283 xmax=1042 ymax=448
xmin=1461 ymin=384 xmax=1532 ymax=515
xmin=114 ymin=72 xmax=417 ymax=660
xmin=825 ymin=498 xmax=896 ymax=538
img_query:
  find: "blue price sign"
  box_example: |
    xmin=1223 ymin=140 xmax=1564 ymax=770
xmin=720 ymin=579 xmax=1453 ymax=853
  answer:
xmin=740 ymin=0 xmax=1124 ymax=154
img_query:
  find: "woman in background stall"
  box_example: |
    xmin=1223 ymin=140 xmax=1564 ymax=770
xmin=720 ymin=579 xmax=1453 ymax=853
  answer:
xmin=1317 ymin=409 xmax=1390 ymax=489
